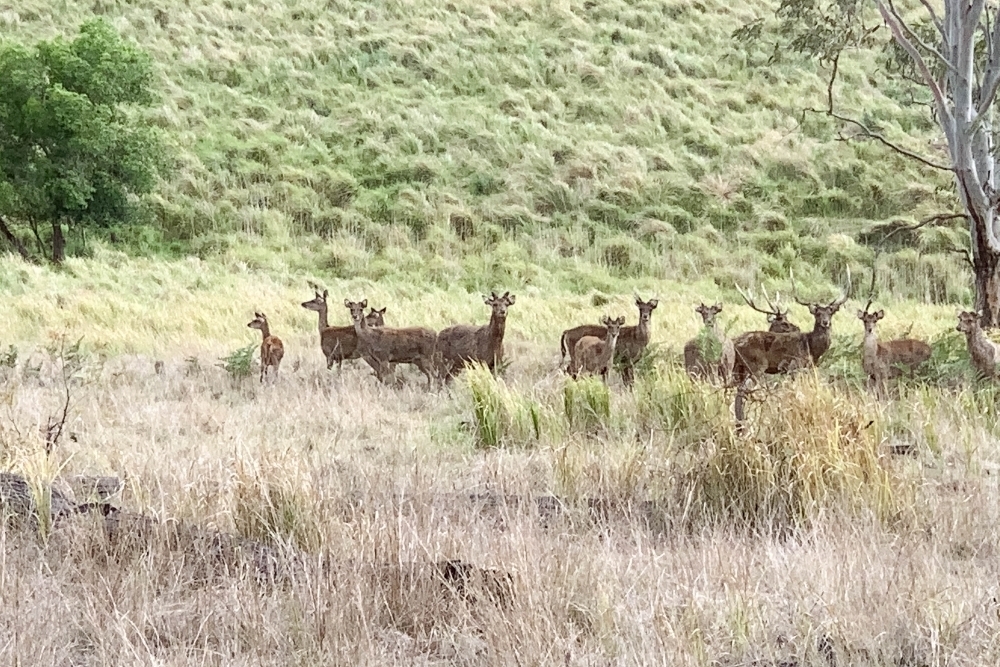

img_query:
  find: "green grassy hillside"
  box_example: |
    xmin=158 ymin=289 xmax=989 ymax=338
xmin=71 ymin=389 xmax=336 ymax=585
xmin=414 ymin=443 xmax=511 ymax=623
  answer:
xmin=0 ymin=0 xmax=967 ymax=301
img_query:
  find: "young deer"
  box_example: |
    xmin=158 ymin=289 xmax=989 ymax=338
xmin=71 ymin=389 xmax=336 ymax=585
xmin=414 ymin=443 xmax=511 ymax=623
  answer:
xmin=684 ymin=303 xmax=734 ymax=383
xmin=437 ymin=291 xmax=516 ymax=383
xmin=301 ymin=290 xmax=385 ymax=370
xmin=569 ymin=316 xmax=625 ymax=383
xmin=344 ymin=299 xmax=438 ymax=390
xmin=730 ymin=272 xmax=852 ymax=386
xmin=857 ymin=309 xmax=931 ymax=390
xmin=560 ymin=297 xmax=658 ymax=386
xmin=247 ymin=312 xmax=284 ymax=382
xmin=956 ymin=310 xmax=1000 ymax=379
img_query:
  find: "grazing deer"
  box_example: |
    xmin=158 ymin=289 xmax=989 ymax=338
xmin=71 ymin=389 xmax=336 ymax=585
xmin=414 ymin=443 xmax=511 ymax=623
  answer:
xmin=301 ymin=290 xmax=386 ymax=370
xmin=560 ymin=297 xmax=658 ymax=386
xmin=569 ymin=316 xmax=625 ymax=382
xmin=684 ymin=303 xmax=734 ymax=383
xmin=247 ymin=312 xmax=284 ymax=382
xmin=735 ymin=283 xmax=801 ymax=333
xmin=344 ymin=299 xmax=438 ymax=390
xmin=437 ymin=291 xmax=516 ymax=383
xmin=956 ymin=310 xmax=1000 ymax=379
xmin=730 ymin=271 xmax=852 ymax=386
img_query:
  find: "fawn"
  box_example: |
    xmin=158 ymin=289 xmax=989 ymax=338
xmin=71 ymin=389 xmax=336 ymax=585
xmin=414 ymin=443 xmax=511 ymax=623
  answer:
xmin=569 ymin=316 xmax=625 ymax=383
xmin=248 ymin=312 xmax=284 ymax=382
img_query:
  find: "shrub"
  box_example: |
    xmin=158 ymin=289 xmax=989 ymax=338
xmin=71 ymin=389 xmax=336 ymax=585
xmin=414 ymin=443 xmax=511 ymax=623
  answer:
xmin=218 ymin=344 xmax=256 ymax=380
xmin=466 ymin=365 xmax=543 ymax=448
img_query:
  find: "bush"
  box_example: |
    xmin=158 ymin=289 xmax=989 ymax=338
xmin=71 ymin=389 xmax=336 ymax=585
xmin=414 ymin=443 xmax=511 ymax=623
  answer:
xmin=563 ymin=376 xmax=611 ymax=434
xmin=218 ymin=344 xmax=256 ymax=380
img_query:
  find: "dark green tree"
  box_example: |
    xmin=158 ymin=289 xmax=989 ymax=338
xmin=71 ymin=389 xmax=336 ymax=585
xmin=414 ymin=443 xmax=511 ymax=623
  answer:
xmin=739 ymin=1 xmax=1000 ymax=326
xmin=0 ymin=19 xmax=164 ymax=263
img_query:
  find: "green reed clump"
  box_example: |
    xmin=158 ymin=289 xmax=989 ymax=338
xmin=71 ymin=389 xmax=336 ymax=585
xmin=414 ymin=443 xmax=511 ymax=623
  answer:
xmin=465 ymin=364 xmax=543 ymax=448
xmin=635 ymin=366 xmax=730 ymax=444
xmin=563 ymin=376 xmax=612 ymax=434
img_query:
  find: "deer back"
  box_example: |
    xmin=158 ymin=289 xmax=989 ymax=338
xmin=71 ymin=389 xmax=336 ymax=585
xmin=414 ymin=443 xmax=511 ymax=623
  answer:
xmin=880 ymin=339 xmax=931 ymax=368
xmin=320 ymin=326 xmax=360 ymax=362
xmin=574 ymin=335 xmax=609 ymax=374
xmin=359 ymin=325 xmax=438 ymax=364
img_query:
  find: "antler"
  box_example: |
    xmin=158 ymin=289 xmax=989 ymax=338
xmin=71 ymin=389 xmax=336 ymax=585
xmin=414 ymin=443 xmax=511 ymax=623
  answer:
xmin=830 ymin=265 xmax=852 ymax=308
xmin=735 ymin=282 xmax=783 ymax=317
xmin=861 ymin=263 xmax=877 ymax=315
xmin=759 ymin=285 xmax=788 ymax=318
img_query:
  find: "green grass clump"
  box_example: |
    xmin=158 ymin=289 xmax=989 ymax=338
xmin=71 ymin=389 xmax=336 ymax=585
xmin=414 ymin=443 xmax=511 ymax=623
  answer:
xmin=563 ymin=376 xmax=612 ymax=434
xmin=635 ymin=366 xmax=730 ymax=444
xmin=465 ymin=364 xmax=543 ymax=448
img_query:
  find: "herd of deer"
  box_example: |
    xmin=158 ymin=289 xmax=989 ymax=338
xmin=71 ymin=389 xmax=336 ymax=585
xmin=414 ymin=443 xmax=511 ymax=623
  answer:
xmin=243 ymin=278 xmax=1000 ymax=392
xmin=684 ymin=272 xmax=1000 ymax=393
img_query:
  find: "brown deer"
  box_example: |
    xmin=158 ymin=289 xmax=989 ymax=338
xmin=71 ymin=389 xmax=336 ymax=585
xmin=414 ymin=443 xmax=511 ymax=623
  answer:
xmin=437 ymin=291 xmax=516 ymax=383
xmin=735 ymin=283 xmax=801 ymax=333
xmin=569 ymin=316 xmax=625 ymax=382
xmin=344 ymin=299 xmax=438 ymax=390
xmin=956 ymin=310 xmax=1000 ymax=379
xmin=247 ymin=312 xmax=284 ymax=382
xmin=856 ymin=269 xmax=931 ymax=391
xmin=683 ymin=303 xmax=734 ymax=383
xmin=857 ymin=309 xmax=931 ymax=391
xmin=301 ymin=290 xmax=386 ymax=370
xmin=560 ymin=297 xmax=658 ymax=386
xmin=730 ymin=271 xmax=852 ymax=386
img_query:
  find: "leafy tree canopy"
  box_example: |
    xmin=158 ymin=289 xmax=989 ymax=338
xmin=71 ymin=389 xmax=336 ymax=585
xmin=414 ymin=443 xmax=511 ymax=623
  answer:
xmin=0 ymin=19 xmax=164 ymax=262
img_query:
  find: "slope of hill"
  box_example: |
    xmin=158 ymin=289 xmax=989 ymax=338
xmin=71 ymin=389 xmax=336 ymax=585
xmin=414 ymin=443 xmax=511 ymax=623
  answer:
xmin=0 ymin=0 xmax=966 ymax=300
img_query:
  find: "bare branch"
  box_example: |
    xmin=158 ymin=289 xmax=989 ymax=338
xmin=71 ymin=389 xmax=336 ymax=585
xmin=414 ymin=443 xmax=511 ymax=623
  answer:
xmin=887 ymin=0 xmax=957 ymax=75
xmin=877 ymin=212 xmax=967 ymax=247
xmin=918 ymin=0 xmax=945 ymax=39
xmin=805 ymin=52 xmax=952 ymax=172
xmin=0 ymin=215 xmax=31 ymax=261
xmin=877 ymin=1 xmax=955 ymax=134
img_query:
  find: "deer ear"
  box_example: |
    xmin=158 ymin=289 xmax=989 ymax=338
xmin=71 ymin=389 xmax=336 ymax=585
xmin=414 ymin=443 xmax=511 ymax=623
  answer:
xmin=876 ymin=309 xmax=884 ymax=319
xmin=361 ymin=299 xmax=368 ymax=308
xmin=506 ymin=293 xmax=515 ymax=304
xmin=378 ymin=307 xmax=386 ymax=314
xmin=856 ymin=310 xmax=864 ymax=318
xmin=323 ymin=289 xmax=328 ymax=298
xmin=649 ymin=299 xmax=658 ymax=308
xmin=344 ymin=299 xmax=351 ymax=307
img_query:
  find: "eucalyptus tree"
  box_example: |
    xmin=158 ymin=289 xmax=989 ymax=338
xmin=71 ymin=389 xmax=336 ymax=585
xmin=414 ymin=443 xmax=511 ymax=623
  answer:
xmin=739 ymin=1 xmax=1000 ymax=326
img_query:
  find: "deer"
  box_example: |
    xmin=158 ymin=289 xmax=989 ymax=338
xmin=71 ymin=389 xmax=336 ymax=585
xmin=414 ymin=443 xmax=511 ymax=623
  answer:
xmin=956 ymin=310 xmax=1000 ymax=379
xmin=301 ymin=290 xmax=386 ymax=370
xmin=729 ymin=270 xmax=852 ymax=387
xmin=247 ymin=312 xmax=284 ymax=383
xmin=735 ymin=283 xmax=801 ymax=333
xmin=344 ymin=299 xmax=438 ymax=390
xmin=437 ymin=291 xmax=516 ymax=383
xmin=683 ymin=302 xmax=734 ymax=383
xmin=569 ymin=316 xmax=625 ymax=382
xmin=856 ymin=270 xmax=931 ymax=393
xmin=560 ymin=297 xmax=658 ymax=386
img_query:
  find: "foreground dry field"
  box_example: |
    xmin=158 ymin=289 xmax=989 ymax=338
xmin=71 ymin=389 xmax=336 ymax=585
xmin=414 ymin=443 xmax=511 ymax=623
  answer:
xmin=0 ymin=256 xmax=998 ymax=666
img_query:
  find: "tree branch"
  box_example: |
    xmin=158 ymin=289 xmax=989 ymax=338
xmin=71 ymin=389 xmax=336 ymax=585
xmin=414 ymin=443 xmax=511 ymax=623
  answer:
xmin=976 ymin=6 xmax=1000 ymax=116
xmin=0 ymin=215 xmax=31 ymax=261
xmin=877 ymin=212 xmax=967 ymax=247
xmin=887 ymin=0 xmax=958 ymax=75
xmin=805 ymin=53 xmax=952 ymax=172
xmin=918 ymin=0 xmax=945 ymax=40
xmin=878 ymin=1 xmax=955 ymax=135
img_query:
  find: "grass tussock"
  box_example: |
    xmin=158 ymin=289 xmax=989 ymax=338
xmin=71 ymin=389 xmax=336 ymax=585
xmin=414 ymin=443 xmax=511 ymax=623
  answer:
xmin=679 ymin=374 xmax=910 ymax=533
xmin=465 ymin=363 xmax=544 ymax=448
xmin=563 ymin=376 xmax=612 ymax=434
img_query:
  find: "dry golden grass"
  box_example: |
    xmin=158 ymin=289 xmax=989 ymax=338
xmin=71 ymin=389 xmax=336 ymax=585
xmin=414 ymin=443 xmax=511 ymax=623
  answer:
xmin=0 ymin=256 xmax=998 ymax=664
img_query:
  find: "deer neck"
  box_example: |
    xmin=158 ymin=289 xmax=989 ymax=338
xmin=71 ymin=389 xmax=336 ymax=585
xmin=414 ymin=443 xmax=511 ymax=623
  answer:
xmin=862 ymin=329 xmax=880 ymax=366
xmin=601 ymin=332 xmax=620 ymax=363
xmin=633 ymin=318 xmax=650 ymax=344
xmin=967 ymin=326 xmax=993 ymax=358
xmin=804 ymin=322 xmax=831 ymax=359
xmin=257 ymin=322 xmax=271 ymax=340
xmin=488 ymin=311 xmax=507 ymax=344
xmin=315 ymin=304 xmax=329 ymax=331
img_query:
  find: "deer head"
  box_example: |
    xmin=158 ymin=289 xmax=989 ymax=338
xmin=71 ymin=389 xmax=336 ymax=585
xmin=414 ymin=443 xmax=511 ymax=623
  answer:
xmin=956 ymin=310 xmax=983 ymax=333
xmin=857 ymin=308 xmax=885 ymax=335
xmin=792 ymin=267 xmax=852 ymax=332
xmin=247 ymin=312 xmax=269 ymax=331
xmin=735 ymin=283 xmax=794 ymax=330
xmin=301 ymin=289 xmax=329 ymax=312
xmin=601 ymin=315 xmax=626 ymax=337
xmin=365 ymin=307 xmax=387 ymax=327
xmin=635 ymin=296 xmax=658 ymax=325
xmin=344 ymin=299 xmax=368 ymax=325
xmin=484 ymin=291 xmax=516 ymax=318
xmin=695 ymin=302 xmax=723 ymax=326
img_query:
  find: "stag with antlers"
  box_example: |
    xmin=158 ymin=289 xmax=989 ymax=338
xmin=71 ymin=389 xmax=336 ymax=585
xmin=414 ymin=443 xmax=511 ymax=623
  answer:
xmin=729 ymin=270 xmax=852 ymax=386
xmin=735 ymin=283 xmax=800 ymax=333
